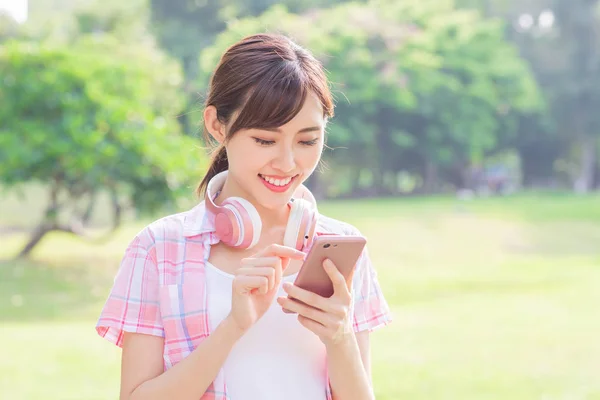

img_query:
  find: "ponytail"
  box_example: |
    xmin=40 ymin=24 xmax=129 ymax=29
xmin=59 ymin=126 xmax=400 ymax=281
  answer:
xmin=196 ymin=146 xmax=228 ymax=197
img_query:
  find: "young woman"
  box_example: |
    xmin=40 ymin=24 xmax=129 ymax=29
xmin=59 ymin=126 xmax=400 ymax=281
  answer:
xmin=96 ymin=33 xmax=392 ymax=400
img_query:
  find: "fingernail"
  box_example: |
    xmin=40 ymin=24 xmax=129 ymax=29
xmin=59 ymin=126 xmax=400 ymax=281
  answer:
xmin=282 ymin=282 xmax=292 ymax=291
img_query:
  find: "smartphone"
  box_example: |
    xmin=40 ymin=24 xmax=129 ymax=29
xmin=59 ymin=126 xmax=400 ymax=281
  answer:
xmin=283 ymin=235 xmax=367 ymax=313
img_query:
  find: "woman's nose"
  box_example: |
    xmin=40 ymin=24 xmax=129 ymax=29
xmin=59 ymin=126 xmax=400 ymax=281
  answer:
xmin=274 ymin=146 xmax=296 ymax=172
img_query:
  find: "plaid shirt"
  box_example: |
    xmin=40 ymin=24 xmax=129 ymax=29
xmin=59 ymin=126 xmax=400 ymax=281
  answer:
xmin=96 ymin=200 xmax=392 ymax=399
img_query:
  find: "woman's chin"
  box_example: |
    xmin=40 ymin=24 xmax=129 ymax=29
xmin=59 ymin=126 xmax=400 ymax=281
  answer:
xmin=255 ymin=196 xmax=293 ymax=211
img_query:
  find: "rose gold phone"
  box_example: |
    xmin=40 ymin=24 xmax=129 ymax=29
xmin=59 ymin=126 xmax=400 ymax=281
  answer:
xmin=283 ymin=235 xmax=366 ymax=313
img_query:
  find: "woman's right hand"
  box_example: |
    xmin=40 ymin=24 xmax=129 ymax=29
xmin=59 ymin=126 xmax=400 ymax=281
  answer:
xmin=228 ymin=244 xmax=306 ymax=333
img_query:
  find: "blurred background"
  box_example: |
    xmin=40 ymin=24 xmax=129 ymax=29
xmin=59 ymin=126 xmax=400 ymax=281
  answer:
xmin=1 ymin=0 xmax=599 ymax=399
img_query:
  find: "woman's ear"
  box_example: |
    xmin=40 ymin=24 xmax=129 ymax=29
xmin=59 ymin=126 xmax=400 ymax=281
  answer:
xmin=203 ymin=105 xmax=227 ymax=144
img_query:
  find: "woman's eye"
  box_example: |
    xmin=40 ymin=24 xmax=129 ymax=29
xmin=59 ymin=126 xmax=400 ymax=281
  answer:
xmin=253 ymin=138 xmax=275 ymax=146
xmin=301 ymin=138 xmax=319 ymax=146
xmin=252 ymin=137 xmax=319 ymax=146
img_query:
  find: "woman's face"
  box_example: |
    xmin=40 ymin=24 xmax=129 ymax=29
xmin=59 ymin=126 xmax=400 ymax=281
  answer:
xmin=224 ymin=91 xmax=325 ymax=211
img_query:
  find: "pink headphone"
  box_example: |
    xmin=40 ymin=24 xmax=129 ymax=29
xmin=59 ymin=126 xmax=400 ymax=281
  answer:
xmin=205 ymin=170 xmax=318 ymax=251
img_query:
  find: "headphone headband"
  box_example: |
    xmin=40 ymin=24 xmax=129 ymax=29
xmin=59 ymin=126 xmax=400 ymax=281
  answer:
xmin=205 ymin=170 xmax=228 ymax=215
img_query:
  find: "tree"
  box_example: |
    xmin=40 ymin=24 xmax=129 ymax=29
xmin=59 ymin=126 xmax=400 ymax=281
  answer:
xmin=0 ymin=37 xmax=203 ymax=258
xmin=549 ymin=0 xmax=600 ymax=192
xmin=198 ymin=0 xmax=542 ymax=195
xmin=147 ymin=0 xmax=362 ymax=137
xmin=458 ymin=0 xmax=600 ymax=190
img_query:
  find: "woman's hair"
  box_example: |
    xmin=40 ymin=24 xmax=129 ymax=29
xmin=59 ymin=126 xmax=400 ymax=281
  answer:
xmin=196 ymin=33 xmax=335 ymax=197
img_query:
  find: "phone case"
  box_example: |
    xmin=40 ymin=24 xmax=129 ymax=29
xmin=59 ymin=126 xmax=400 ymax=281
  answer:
xmin=283 ymin=235 xmax=366 ymax=313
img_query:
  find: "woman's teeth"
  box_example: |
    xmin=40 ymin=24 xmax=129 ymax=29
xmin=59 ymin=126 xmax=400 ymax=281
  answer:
xmin=259 ymin=174 xmax=293 ymax=186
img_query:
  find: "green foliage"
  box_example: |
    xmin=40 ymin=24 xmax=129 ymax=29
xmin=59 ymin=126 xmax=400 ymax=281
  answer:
xmin=456 ymin=0 xmax=600 ymax=189
xmin=0 ymin=37 xmax=202 ymax=214
xmin=73 ymin=0 xmax=151 ymax=43
xmin=148 ymin=0 xmax=362 ymax=138
xmin=198 ymin=0 xmax=543 ymax=193
xmin=7 ymin=0 xmax=595 ymax=195
xmin=149 ymin=0 xmax=224 ymax=58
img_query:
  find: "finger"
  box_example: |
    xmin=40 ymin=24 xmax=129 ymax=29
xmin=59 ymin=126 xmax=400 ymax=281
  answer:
xmin=282 ymin=282 xmax=333 ymax=313
xmin=323 ymin=259 xmax=352 ymax=297
xmin=235 ymin=267 xmax=276 ymax=292
xmin=277 ymin=296 xmax=332 ymax=326
xmin=233 ymin=275 xmax=269 ymax=295
xmin=240 ymin=256 xmax=283 ymax=291
xmin=254 ymin=244 xmax=306 ymax=260
xmin=297 ymin=314 xmax=328 ymax=337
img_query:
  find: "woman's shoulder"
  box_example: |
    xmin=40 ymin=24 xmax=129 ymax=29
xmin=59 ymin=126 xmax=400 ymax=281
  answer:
xmin=315 ymin=213 xmax=363 ymax=237
xmin=127 ymin=202 xmax=207 ymax=250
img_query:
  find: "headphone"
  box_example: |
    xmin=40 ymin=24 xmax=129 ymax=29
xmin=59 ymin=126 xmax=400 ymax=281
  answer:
xmin=205 ymin=170 xmax=318 ymax=251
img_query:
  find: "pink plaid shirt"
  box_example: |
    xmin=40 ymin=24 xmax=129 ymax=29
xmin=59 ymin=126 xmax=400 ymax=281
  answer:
xmin=96 ymin=200 xmax=392 ymax=399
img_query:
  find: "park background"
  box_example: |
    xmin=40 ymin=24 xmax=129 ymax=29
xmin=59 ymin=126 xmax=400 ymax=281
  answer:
xmin=1 ymin=0 xmax=600 ymax=399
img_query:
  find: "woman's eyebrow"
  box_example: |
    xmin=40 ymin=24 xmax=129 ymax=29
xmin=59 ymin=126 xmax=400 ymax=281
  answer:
xmin=262 ymin=126 xmax=322 ymax=134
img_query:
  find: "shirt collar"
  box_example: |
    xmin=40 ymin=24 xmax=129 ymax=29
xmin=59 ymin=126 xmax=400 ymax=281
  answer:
xmin=182 ymin=201 xmax=216 ymax=238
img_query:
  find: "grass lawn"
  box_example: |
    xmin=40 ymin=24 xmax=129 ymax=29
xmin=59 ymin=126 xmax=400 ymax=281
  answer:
xmin=1 ymin=192 xmax=600 ymax=399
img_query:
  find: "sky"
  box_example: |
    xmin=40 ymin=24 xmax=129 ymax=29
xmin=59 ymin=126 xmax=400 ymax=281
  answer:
xmin=0 ymin=0 xmax=28 ymax=23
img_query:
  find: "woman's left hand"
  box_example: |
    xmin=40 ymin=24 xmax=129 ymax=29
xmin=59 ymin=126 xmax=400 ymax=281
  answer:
xmin=277 ymin=258 xmax=354 ymax=347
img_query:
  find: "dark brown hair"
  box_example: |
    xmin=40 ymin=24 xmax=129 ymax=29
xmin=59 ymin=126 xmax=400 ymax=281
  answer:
xmin=196 ymin=33 xmax=335 ymax=197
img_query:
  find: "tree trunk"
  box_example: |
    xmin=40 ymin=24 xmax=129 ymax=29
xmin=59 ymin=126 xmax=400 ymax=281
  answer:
xmin=594 ymin=152 xmax=600 ymax=189
xmin=350 ymin=167 xmax=362 ymax=196
xmin=81 ymin=190 xmax=97 ymax=224
xmin=15 ymin=224 xmax=52 ymax=259
xmin=423 ymin=159 xmax=438 ymax=194
xmin=14 ymin=178 xmax=61 ymax=259
xmin=12 ymin=182 xmax=122 ymax=260
xmin=372 ymin=169 xmax=386 ymax=195
xmin=305 ymin=172 xmax=325 ymax=200
xmin=461 ymin=163 xmax=475 ymax=190
xmin=574 ymin=135 xmax=596 ymax=193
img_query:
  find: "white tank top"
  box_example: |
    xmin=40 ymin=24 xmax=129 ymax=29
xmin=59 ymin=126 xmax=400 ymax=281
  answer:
xmin=205 ymin=261 xmax=328 ymax=400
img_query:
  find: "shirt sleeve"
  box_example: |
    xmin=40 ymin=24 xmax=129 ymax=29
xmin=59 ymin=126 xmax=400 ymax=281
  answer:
xmin=95 ymin=229 xmax=164 ymax=347
xmin=351 ymin=244 xmax=393 ymax=333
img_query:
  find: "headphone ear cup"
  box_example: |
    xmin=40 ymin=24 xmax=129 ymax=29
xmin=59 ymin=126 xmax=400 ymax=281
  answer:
xmin=204 ymin=170 xmax=262 ymax=249
xmin=223 ymin=197 xmax=262 ymax=249
xmin=284 ymin=199 xmax=317 ymax=251
xmin=214 ymin=204 xmax=241 ymax=247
